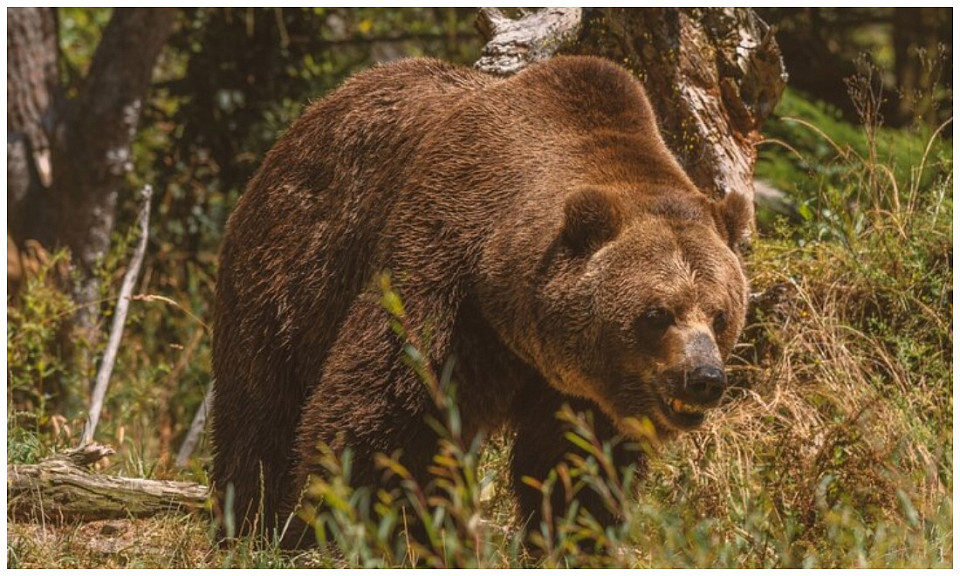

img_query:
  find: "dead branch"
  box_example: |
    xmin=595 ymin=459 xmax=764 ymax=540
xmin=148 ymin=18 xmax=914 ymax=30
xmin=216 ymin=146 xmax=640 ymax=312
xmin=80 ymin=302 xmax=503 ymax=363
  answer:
xmin=474 ymin=8 xmax=583 ymax=76
xmin=81 ymin=185 xmax=153 ymax=445
xmin=175 ymin=380 xmax=214 ymax=469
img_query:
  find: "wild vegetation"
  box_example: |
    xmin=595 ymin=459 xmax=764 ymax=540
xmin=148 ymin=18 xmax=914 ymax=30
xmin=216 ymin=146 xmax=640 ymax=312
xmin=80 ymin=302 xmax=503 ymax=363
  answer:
xmin=7 ymin=8 xmax=952 ymax=568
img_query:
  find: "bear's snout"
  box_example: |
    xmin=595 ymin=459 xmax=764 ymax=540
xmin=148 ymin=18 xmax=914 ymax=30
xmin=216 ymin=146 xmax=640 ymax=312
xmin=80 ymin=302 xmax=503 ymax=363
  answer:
xmin=682 ymin=365 xmax=726 ymax=407
xmin=648 ymin=361 xmax=727 ymax=432
xmin=660 ymin=362 xmax=726 ymax=409
xmin=657 ymin=326 xmax=728 ymax=407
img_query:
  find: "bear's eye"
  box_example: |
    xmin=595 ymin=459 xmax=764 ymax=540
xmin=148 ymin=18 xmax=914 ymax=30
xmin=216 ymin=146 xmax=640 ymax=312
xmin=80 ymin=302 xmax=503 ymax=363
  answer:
xmin=636 ymin=307 xmax=674 ymax=337
xmin=713 ymin=311 xmax=728 ymax=334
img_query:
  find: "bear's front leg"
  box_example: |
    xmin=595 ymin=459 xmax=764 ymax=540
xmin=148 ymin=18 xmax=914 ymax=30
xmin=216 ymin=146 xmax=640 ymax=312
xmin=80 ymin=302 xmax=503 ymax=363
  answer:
xmin=278 ymin=294 xmax=454 ymax=549
xmin=510 ymin=385 xmax=645 ymax=552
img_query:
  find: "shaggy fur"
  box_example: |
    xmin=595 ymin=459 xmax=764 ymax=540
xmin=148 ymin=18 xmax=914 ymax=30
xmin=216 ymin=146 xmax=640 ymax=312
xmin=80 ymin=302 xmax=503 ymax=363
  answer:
xmin=211 ymin=56 xmax=751 ymax=545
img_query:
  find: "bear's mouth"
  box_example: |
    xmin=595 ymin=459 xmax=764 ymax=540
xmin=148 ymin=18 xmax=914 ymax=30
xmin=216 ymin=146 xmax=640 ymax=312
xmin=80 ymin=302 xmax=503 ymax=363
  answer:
xmin=657 ymin=394 xmax=707 ymax=429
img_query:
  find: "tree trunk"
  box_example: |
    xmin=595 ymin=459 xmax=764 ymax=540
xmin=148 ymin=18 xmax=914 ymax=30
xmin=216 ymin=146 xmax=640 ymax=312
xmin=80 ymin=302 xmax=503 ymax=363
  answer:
xmin=476 ymin=8 xmax=787 ymax=226
xmin=7 ymin=7 xmax=58 ymax=246
xmin=52 ymin=8 xmax=177 ymax=351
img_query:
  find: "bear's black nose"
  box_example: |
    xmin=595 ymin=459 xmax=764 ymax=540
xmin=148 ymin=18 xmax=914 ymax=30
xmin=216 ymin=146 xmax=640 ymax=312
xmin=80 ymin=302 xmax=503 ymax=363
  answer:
xmin=685 ymin=366 xmax=726 ymax=406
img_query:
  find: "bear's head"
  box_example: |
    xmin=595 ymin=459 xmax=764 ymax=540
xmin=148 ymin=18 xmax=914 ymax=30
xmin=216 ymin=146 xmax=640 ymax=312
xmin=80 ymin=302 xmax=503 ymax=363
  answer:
xmin=538 ymin=186 xmax=751 ymax=439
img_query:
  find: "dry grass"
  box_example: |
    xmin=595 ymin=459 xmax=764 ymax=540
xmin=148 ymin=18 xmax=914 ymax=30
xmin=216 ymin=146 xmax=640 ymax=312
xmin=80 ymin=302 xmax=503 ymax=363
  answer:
xmin=7 ymin=518 xmax=212 ymax=569
xmin=627 ymin=235 xmax=952 ymax=568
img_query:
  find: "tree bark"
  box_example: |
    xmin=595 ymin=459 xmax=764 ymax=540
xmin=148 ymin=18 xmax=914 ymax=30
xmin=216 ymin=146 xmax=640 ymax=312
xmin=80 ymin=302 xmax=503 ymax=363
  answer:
xmin=475 ymin=8 xmax=583 ymax=75
xmin=476 ymin=8 xmax=787 ymax=226
xmin=7 ymin=7 xmax=58 ymax=245
xmin=7 ymin=444 xmax=208 ymax=521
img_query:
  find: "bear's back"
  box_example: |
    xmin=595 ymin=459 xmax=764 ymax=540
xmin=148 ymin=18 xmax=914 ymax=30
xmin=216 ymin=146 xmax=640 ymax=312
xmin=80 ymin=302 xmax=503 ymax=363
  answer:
xmin=213 ymin=59 xmax=500 ymax=433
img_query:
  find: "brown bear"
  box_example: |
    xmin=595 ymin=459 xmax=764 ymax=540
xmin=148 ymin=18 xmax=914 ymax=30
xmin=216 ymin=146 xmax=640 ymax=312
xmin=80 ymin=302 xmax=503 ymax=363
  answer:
xmin=211 ymin=55 xmax=751 ymax=546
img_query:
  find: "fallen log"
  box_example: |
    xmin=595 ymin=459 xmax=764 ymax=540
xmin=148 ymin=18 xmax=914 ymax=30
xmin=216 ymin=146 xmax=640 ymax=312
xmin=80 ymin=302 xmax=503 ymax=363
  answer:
xmin=7 ymin=444 xmax=208 ymax=522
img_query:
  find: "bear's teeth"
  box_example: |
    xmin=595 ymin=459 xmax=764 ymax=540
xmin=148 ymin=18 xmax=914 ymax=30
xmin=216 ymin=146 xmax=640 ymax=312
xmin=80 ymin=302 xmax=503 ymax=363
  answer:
xmin=670 ymin=398 xmax=702 ymax=415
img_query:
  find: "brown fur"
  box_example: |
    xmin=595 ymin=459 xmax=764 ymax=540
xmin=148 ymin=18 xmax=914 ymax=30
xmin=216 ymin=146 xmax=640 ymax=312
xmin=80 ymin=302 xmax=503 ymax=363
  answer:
xmin=211 ymin=56 xmax=751 ymax=545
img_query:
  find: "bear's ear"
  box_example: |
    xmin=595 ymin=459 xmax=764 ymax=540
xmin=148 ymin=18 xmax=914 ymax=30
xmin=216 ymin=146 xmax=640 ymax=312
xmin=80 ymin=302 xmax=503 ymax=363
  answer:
xmin=712 ymin=192 xmax=752 ymax=252
xmin=561 ymin=187 xmax=625 ymax=254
